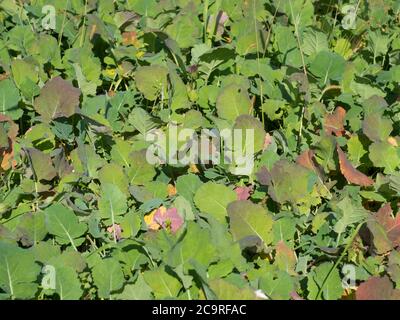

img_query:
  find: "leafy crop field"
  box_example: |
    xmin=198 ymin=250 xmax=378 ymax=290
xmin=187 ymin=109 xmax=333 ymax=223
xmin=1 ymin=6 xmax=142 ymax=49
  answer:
xmin=0 ymin=0 xmax=400 ymax=300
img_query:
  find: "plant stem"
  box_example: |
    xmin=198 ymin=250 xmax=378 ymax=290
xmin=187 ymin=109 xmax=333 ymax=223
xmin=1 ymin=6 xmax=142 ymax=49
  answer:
xmin=203 ymin=0 xmax=209 ymax=45
xmin=316 ymin=221 xmax=365 ymax=300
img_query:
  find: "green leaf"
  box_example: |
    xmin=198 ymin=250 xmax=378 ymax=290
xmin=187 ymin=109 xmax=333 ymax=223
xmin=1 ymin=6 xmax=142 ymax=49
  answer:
xmin=116 ymin=274 xmax=153 ymax=300
xmin=0 ymin=79 xmax=21 ymax=119
xmin=307 ymin=262 xmax=343 ymax=300
xmin=164 ymin=5 xmax=202 ymax=48
xmin=98 ymin=163 xmax=129 ymax=195
xmin=309 ymin=51 xmax=346 ymax=85
xmin=227 ymin=200 xmax=274 ymax=247
xmin=302 ymin=28 xmax=329 ymax=57
xmin=26 ymin=148 xmax=57 ymax=182
xmin=176 ymin=174 xmax=203 ymax=202
xmin=347 ymin=135 xmax=367 ymax=166
xmin=209 ymin=278 xmax=257 ymax=300
xmin=128 ymin=108 xmax=157 ymax=135
xmin=0 ymin=241 xmax=41 ymax=299
xmin=16 ymin=211 xmax=47 ymax=246
xmin=53 ymin=265 xmax=83 ymax=300
xmin=45 ymin=204 xmax=87 ymax=249
xmin=216 ymin=84 xmax=251 ymax=122
xmin=267 ymin=160 xmax=318 ymax=207
xmin=135 ymin=65 xmax=168 ymax=101
xmin=11 ymin=59 xmax=39 ymax=99
xmin=233 ymin=115 xmax=266 ymax=154
xmin=259 ymin=269 xmax=295 ymax=300
xmin=34 ymin=77 xmax=81 ymax=123
xmin=363 ymin=114 xmax=393 ymax=142
xmin=91 ymin=258 xmax=125 ymax=299
xmin=98 ymin=183 xmax=128 ymax=226
xmin=369 ymin=142 xmax=400 ymax=174
xmin=333 ymin=197 xmax=368 ymax=234
xmin=193 ymin=182 xmax=236 ymax=223
xmin=167 ymin=222 xmax=217 ymax=271
xmin=127 ymin=150 xmax=156 ymax=185
xmin=143 ymin=266 xmax=182 ymax=299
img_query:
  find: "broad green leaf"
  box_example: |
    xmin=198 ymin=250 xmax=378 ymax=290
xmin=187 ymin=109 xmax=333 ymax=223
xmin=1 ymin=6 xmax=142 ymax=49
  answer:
xmin=307 ymin=262 xmax=343 ymax=300
xmin=16 ymin=211 xmax=47 ymax=246
xmin=127 ymin=150 xmax=156 ymax=185
xmin=267 ymin=160 xmax=318 ymax=207
xmin=0 ymin=241 xmax=40 ymax=299
xmin=209 ymin=278 xmax=257 ymax=300
xmin=143 ymin=266 xmax=182 ymax=299
xmin=98 ymin=183 xmax=128 ymax=226
xmin=53 ymin=265 xmax=83 ymax=300
xmin=165 ymin=7 xmax=202 ymax=48
xmin=91 ymin=258 xmax=125 ymax=299
xmin=216 ymin=84 xmax=251 ymax=122
xmin=176 ymin=173 xmax=203 ymax=202
xmin=227 ymin=200 xmax=274 ymax=247
xmin=347 ymin=135 xmax=367 ymax=166
xmin=98 ymin=163 xmax=129 ymax=194
xmin=34 ymin=77 xmax=81 ymax=123
xmin=302 ymin=29 xmax=329 ymax=57
xmin=369 ymin=142 xmax=400 ymax=174
xmin=363 ymin=114 xmax=393 ymax=142
xmin=194 ymin=182 xmax=236 ymax=222
xmin=309 ymin=51 xmax=346 ymax=85
xmin=259 ymin=269 xmax=295 ymax=300
xmin=110 ymin=138 xmax=131 ymax=167
xmin=116 ymin=274 xmax=153 ymax=300
xmin=11 ymin=59 xmax=39 ymax=99
xmin=128 ymin=108 xmax=157 ymax=135
xmin=135 ymin=65 xmax=168 ymax=101
xmin=0 ymin=79 xmax=21 ymax=119
xmin=167 ymin=222 xmax=217 ymax=271
xmin=45 ymin=204 xmax=87 ymax=249
xmin=333 ymin=197 xmax=368 ymax=234
xmin=233 ymin=115 xmax=265 ymax=154
xmin=26 ymin=148 xmax=57 ymax=181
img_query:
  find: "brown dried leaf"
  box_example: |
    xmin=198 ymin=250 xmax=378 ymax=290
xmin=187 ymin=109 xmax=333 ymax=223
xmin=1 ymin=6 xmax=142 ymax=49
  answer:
xmin=0 ymin=114 xmax=19 ymax=170
xmin=376 ymin=203 xmax=400 ymax=247
xmin=356 ymin=276 xmax=394 ymax=300
xmin=337 ymin=144 xmax=374 ymax=187
xmin=324 ymin=106 xmax=346 ymax=136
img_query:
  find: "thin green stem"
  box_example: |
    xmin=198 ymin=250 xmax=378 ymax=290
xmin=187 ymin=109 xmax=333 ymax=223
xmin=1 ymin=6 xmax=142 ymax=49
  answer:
xmin=316 ymin=222 xmax=365 ymax=300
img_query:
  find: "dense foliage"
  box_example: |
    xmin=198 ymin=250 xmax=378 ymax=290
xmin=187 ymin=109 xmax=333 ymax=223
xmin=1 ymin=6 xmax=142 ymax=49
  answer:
xmin=1 ymin=0 xmax=400 ymax=300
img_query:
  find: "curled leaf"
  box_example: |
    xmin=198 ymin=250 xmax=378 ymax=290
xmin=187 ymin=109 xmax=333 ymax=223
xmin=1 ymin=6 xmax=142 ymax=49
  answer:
xmin=337 ymin=145 xmax=374 ymax=187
